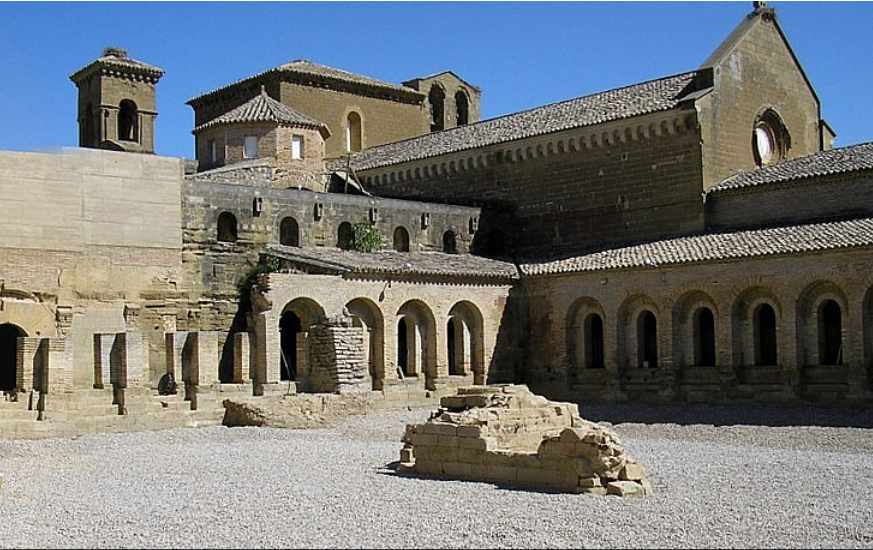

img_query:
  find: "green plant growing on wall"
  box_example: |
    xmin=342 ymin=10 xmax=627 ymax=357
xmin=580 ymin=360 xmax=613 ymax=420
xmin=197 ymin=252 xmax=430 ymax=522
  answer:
xmin=352 ymin=223 xmax=385 ymax=253
xmin=236 ymin=255 xmax=282 ymax=298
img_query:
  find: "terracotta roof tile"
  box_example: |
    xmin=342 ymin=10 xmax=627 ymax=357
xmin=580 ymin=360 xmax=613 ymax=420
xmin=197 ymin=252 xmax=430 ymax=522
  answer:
xmin=193 ymin=89 xmax=328 ymax=134
xmin=349 ymin=71 xmax=703 ymax=171
xmin=522 ymin=217 xmax=873 ymax=276
xmin=265 ymin=246 xmax=519 ymax=280
xmin=709 ymin=141 xmax=873 ymax=194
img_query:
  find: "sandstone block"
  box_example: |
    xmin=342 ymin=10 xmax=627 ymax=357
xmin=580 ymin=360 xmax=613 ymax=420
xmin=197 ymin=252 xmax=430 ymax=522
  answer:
xmin=619 ymin=463 xmax=646 ymax=481
xmin=399 ymin=447 xmax=414 ymax=464
xmin=578 ymin=476 xmax=602 ymax=489
xmin=606 ymin=480 xmax=645 ymax=497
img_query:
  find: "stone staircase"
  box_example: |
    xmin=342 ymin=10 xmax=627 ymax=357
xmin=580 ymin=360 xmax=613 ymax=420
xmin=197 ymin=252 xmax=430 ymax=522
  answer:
xmin=0 ymin=386 xmax=228 ymax=440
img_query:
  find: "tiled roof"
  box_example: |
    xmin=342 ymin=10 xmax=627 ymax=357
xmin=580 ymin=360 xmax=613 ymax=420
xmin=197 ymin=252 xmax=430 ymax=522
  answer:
xmin=70 ymin=48 xmax=164 ymax=83
xmin=709 ymin=142 xmax=873 ymax=194
xmin=521 ymin=217 xmax=873 ymax=276
xmin=188 ymin=60 xmax=423 ymax=104
xmin=193 ymin=88 xmax=328 ymax=133
xmin=265 ymin=245 xmax=519 ymax=280
xmin=349 ymin=71 xmax=703 ymax=171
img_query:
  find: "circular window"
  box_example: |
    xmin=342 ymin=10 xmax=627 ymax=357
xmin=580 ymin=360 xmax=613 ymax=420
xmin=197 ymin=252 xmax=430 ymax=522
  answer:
xmin=754 ymin=123 xmax=776 ymax=166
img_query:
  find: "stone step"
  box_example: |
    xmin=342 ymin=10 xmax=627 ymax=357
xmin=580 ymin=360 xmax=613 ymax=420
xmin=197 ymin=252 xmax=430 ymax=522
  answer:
xmin=46 ymin=403 xmax=120 ymax=416
xmin=0 ymin=419 xmax=76 ymax=440
xmin=0 ymin=409 xmax=40 ymax=421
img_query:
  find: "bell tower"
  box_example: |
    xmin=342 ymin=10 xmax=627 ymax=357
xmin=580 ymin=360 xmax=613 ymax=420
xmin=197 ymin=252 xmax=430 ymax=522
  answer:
xmin=69 ymin=47 xmax=164 ymax=154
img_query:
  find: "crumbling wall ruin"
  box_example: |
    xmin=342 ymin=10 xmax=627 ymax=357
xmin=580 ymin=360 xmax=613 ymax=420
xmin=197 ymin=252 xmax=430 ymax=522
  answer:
xmin=400 ymin=385 xmax=651 ymax=496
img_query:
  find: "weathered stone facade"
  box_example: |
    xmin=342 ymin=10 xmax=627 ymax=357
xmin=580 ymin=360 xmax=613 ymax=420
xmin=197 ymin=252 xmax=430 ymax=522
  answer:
xmin=1 ymin=3 xmax=872 ymax=441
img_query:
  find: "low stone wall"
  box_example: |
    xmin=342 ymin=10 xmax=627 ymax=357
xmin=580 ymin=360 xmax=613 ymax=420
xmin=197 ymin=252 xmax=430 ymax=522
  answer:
xmin=223 ymin=393 xmax=372 ymax=429
xmin=399 ymin=385 xmax=651 ymax=496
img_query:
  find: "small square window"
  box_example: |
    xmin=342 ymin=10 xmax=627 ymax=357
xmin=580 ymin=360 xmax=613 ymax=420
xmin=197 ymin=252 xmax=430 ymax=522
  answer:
xmin=244 ymin=135 xmax=258 ymax=159
xmin=208 ymin=140 xmax=217 ymax=164
xmin=291 ymin=135 xmax=304 ymax=160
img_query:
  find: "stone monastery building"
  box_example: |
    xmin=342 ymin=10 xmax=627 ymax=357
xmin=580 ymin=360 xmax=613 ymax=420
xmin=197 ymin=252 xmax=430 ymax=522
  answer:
xmin=2 ymin=3 xmax=873 ymax=434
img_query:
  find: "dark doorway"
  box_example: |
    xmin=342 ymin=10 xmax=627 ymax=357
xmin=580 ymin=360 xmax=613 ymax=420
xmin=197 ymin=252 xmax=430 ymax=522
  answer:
xmin=638 ymin=311 xmax=658 ymax=368
xmin=694 ymin=307 xmax=716 ymax=366
xmin=397 ymin=318 xmax=409 ymax=376
xmin=393 ymin=227 xmax=410 ymax=252
xmin=279 ymin=312 xmax=301 ymax=381
xmin=447 ymin=318 xmax=460 ymax=375
xmin=337 ymin=222 xmax=354 ymax=250
xmin=584 ymin=314 xmax=605 ymax=369
xmin=819 ymin=300 xmax=843 ymax=365
xmin=442 ymin=231 xmax=457 ymax=254
xmin=280 ymin=217 xmax=299 ymax=247
xmin=0 ymin=324 xmax=24 ymax=392
xmin=754 ymin=304 xmax=778 ymax=366
xmin=217 ymin=212 xmax=238 ymax=243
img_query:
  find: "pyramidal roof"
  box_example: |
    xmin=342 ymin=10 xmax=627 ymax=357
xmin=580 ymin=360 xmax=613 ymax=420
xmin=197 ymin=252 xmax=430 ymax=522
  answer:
xmin=70 ymin=47 xmax=164 ymax=84
xmin=193 ymin=87 xmax=330 ymax=136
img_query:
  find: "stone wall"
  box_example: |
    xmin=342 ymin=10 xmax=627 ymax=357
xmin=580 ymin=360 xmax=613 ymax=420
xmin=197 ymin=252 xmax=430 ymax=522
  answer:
xmin=697 ymin=10 xmax=822 ymax=190
xmin=359 ymin=110 xmax=705 ymax=259
xmin=0 ymin=148 xmax=184 ymax=388
xmin=524 ymin=247 xmax=873 ymax=404
xmin=706 ymin=171 xmax=873 ymax=231
xmin=306 ymin=316 xmax=368 ymax=393
xmin=252 ymin=272 xmax=519 ymax=391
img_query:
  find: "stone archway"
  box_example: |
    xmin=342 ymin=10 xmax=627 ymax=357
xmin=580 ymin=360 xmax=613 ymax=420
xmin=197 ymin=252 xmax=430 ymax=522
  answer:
xmin=0 ymin=323 xmax=26 ymax=392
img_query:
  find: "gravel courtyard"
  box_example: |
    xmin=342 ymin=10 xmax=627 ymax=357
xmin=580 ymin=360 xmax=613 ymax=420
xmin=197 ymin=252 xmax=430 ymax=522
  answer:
xmin=1 ymin=405 xmax=873 ymax=549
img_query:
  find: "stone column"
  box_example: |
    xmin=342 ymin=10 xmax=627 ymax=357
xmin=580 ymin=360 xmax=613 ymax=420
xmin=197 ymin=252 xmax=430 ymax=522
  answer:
xmin=165 ymin=331 xmax=191 ymax=381
xmin=846 ymin=297 xmax=872 ymax=401
xmin=16 ymin=337 xmax=42 ymax=393
xmin=93 ymin=333 xmax=116 ymax=389
xmin=194 ymin=331 xmax=219 ymax=387
xmin=44 ymin=338 xmax=73 ymax=394
xmin=780 ymin=303 xmax=801 ymax=400
xmin=232 ymin=332 xmax=251 ymax=384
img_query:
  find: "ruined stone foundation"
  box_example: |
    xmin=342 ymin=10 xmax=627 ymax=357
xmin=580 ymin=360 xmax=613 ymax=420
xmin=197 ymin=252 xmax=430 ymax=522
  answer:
xmin=399 ymin=385 xmax=651 ymax=496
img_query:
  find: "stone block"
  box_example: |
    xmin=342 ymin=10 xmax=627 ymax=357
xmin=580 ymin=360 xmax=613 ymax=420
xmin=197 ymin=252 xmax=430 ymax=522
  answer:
xmin=606 ymin=480 xmax=645 ymax=497
xmin=442 ymin=462 xmax=472 ymax=479
xmin=456 ymin=448 xmax=484 ymax=464
xmin=456 ymin=425 xmax=483 ymax=438
xmin=232 ymin=332 xmax=251 ymax=384
xmin=399 ymin=447 xmax=414 ymax=464
xmin=578 ymin=476 xmax=602 ymax=489
xmin=436 ymin=435 xmax=459 ymax=448
xmin=619 ymin=463 xmax=646 ymax=481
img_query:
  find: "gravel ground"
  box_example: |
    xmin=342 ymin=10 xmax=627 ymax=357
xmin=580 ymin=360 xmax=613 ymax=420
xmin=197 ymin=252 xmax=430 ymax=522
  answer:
xmin=1 ymin=405 xmax=872 ymax=549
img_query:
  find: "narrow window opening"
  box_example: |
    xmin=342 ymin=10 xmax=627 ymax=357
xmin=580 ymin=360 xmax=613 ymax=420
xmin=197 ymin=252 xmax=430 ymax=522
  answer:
xmin=291 ymin=135 xmax=304 ymax=160
xmin=118 ymin=100 xmax=138 ymax=142
xmin=754 ymin=304 xmax=778 ymax=366
xmin=694 ymin=308 xmax=716 ymax=367
xmin=637 ymin=311 xmax=658 ymax=368
xmin=455 ymin=90 xmax=469 ymax=126
xmin=346 ymin=112 xmax=362 ymax=153
xmin=244 ymin=135 xmax=258 ymax=159
xmin=428 ymin=85 xmax=445 ymax=132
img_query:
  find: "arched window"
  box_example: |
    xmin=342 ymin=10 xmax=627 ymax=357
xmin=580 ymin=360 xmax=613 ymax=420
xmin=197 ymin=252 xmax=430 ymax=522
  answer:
xmin=397 ymin=317 xmax=410 ymax=376
xmin=754 ymin=303 xmax=778 ymax=366
xmin=637 ymin=311 xmax=658 ymax=368
xmin=693 ymin=307 xmax=716 ymax=367
xmin=346 ymin=112 xmax=362 ymax=153
xmin=447 ymin=318 xmax=462 ymax=375
xmin=753 ymin=109 xmax=789 ymax=167
xmin=279 ymin=311 xmax=301 ymax=381
xmin=818 ymin=300 xmax=843 ymax=365
xmin=393 ymin=227 xmax=410 ymax=252
xmin=118 ymin=99 xmax=138 ymax=142
xmin=280 ymin=217 xmax=300 ymax=247
xmin=337 ymin=222 xmax=354 ymax=250
xmin=442 ymin=230 xmax=457 ymax=254
xmin=428 ymin=85 xmax=445 ymax=132
xmin=217 ymin=212 xmax=238 ymax=243
xmin=0 ymin=323 xmax=26 ymax=392
xmin=584 ymin=313 xmax=605 ymax=369
xmin=455 ymin=90 xmax=469 ymax=126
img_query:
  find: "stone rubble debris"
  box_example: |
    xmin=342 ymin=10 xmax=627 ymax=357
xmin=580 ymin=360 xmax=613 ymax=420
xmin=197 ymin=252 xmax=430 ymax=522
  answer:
xmin=399 ymin=384 xmax=651 ymax=496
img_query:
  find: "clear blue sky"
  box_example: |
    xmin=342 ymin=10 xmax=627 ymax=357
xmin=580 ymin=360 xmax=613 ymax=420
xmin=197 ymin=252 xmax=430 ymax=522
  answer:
xmin=0 ymin=1 xmax=870 ymax=158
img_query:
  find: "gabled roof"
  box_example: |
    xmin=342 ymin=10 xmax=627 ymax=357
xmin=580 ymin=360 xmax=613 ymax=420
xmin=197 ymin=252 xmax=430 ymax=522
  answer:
xmin=192 ymin=87 xmax=330 ymax=137
xmin=188 ymin=59 xmax=424 ymax=105
xmin=701 ymin=5 xmax=820 ymax=106
xmin=349 ymin=71 xmax=705 ymax=172
xmin=265 ymin=245 xmax=519 ymax=281
xmin=70 ymin=47 xmax=164 ymax=84
xmin=522 ymin=217 xmax=873 ymax=276
xmin=402 ymin=70 xmax=481 ymax=93
xmin=708 ymin=141 xmax=873 ymax=194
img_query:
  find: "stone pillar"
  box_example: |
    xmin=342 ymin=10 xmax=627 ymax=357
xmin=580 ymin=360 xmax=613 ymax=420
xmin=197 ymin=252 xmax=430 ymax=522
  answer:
xmin=93 ymin=333 xmax=116 ymax=389
xmin=233 ymin=332 xmax=251 ymax=384
xmin=16 ymin=337 xmax=42 ymax=393
xmin=109 ymin=331 xmax=147 ymax=388
xmin=780 ymin=304 xmax=801 ymax=399
xmin=194 ymin=331 xmax=219 ymax=387
xmin=846 ymin=297 xmax=872 ymax=401
xmin=307 ymin=316 xmax=368 ymax=393
xmin=44 ymin=338 xmax=73 ymax=394
xmin=252 ymin=312 xmax=280 ymax=385
xmin=165 ymin=331 xmax=191 ymax=380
